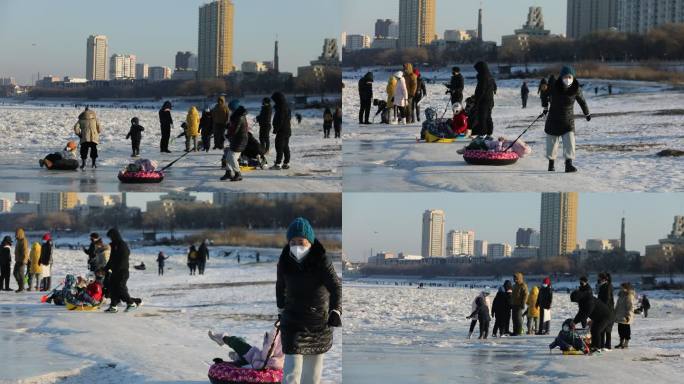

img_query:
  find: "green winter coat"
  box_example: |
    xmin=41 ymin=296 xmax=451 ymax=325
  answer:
xmin=512 ymin=272 xmax=528 ymax=307
xmin=15 ymin=228 xmax=29 ymax=265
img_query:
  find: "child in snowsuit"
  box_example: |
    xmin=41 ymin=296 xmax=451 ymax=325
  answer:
xmin=39 ymin=141 xmax=79 ymax=169
xmin=323 ymin=108 xmax=333 ymax=138
xmin=185 ymin=106 xmax=200 ymax=152
xmin=450 ymin=102 xmax=469 ymax=137
xmin=157 ymin=252 xmax=169 ymax=276
xmin=526 ymin=286 xmax=540 ymax=335
xmin=28 ymin=242 xmax=42 ymax=291
xmin=126 ymin=117 xmax=145 ymax=157
xmin=208 ymin=324 xmax=284 ymax=370
xmin=333 ymin=107 xmax=342 ymax=138
xmin=549 ymin=319 xmax=589 ymax=354
xmin=200 ymin=109 xmax=213 ymax=152
xmin=467 ymin=296 xmax=491 ymax=339
xmin=468 ymin=291 xmax=491 ymax=339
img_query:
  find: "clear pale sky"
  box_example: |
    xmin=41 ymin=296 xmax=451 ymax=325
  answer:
xmin=0 ymin=0 xmax=341 ymax=85
xmin=342 ymin=0 xmax=565 ymax=43
xmin=343 ymin=193 xmax=684 ymax=261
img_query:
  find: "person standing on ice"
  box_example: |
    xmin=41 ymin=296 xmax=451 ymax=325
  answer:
xmin=447 ymin=67 xmax=464 ymax=105
xmin=13 ymin=228 xmax=28 ymax=293
xmin=271 ymin=92 xmax=292 ymax=170
xmin=185 ymin=106 xmax=200 ymax=152
xmin=597 ymin=272 xmax=615 ymax=349
xmin=197 ymin=240 xmax=210 ymax=275
xmin=323 ymin=108 xmax=333 ymax=138
xmin=0 ymin=236 xmax=12 ymax=291
xmin=212 ymin=96 xmax=230 ymax=150
xmin=413 ymin=68 xmax=427 ymax=122
xmin=467 ymin=296 xmax=491 ymax=339
xmin=393 ymin=71 xmax=409 ymax=125
xmin=543 ymin=65 xmax=590 ymax=173
xmin=639 ymin=295 xmax=650 ymax=317
xmin=472 ymin=62 xmax=497 ymax=138
xmin=614 ymin=282 xmax=636 ymax=349
xmin=333 ymin=107 xmax=342 ymax=138
xmin=200 ymin=108 xmax=213 ymax=152
xmin=126 ymin=117 xmax=145 ymax=157
xmin=158 ymin=101 xmax=173 ymax=153
xmin=257 ymin=98 xmax=273 ymax=156
xmin=403 ymin=63 xmax=418 ymax=123
xmin=277 ymin=217 xmax=342 ymax=384
xmin=39 ymin=233 xmax=53 ymax=291
xmin=525 ymin=285 xmax=540 ymax=334
xmin=467 ymin=291 xmax=491 ymax=339
xmin=570 ymin=287 xmax=614 ymax=353
xmin=220 ymin=104 xmax=248 ymax=182
xmin=27 ymin=241 xmax=42 ymax=291
xmin=104 ymin=228 xmax=142 ymax=313
xmin=156 ymin=252 xmax=169 ymax=276
xmin=187 ymin=245 xmax=198 ymax=275
xmin=536 ymin=277 xmax=553 ymax=335
xmin=491 ymin=280 xmax=513 ymax=337
xmin=358 ymin=72 xmax=374 ymax=124
xmin=511 ymin=272 xmax=528 ymax=336
xmin=521 ymin=82 xmax=529 ymax=108
xmin=577 ymin=276 xmax=593 ymax=328
xmin=73 ymin=107 xmax=101 ymax=169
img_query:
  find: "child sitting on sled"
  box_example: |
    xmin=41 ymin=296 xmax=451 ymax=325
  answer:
xmin=72 ymin=275 xmax=103 ymax=306
xmin=449 ymin=103 xmax=469 ymax=137
xmin=208 ymin=323 xmax=284 ymax=370
xmin=39 ymin=141 xmax=79 ymax=169
xmin=549 ymin=319 xmax=589 ymax=354
xmin=466 ymin=296 xmax=491 ymax=339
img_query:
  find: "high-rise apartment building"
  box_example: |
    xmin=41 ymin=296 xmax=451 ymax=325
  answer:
xmin=421 ymin=209 xmax=445 ymax=257
xmin=474 ymin=240 xmax=488 ymax=257
xmin=86 ymin=35 xmax=108 ymax=81
xmin=198 ymin=0 xmax=234 ymax=79
xmin=446 ymin=230 xmax=475 ymax=256
xmin=566 ymin=0 xmax=619 ymax=39
xmin=110 ymin=54 xmax=136 ymax=80
xmin=39 ymin=192 xmax=78 ymax=215
xmin=399 ymin=0 xmax=436 ymax=48
xmin=539 ymin=192 xmax=578 ymax=258
xmin=618 ymin=0 xmax=684 ymax=34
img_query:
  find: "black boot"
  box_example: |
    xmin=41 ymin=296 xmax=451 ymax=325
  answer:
xmin=622 ymin=339 xmax=629 ymax=349
xmin=91 ymin=158 xmax=97 ymax=168
xmin=230 ymin=172 xmax=243 ymax=182
xmin=221 ymin=159 xmax=227 ymax=169
xmin=565 ymin=159 xmax=577 ymax=173
xmin=548 ymin=159 xmax=555 ymax=172
xmin=220 ymin=170 xmax=233 ymax=181
xmin=80 ymin=159 xmax=86 ymax=170
xmin=615 ymin=338 xmax=624 ymax=349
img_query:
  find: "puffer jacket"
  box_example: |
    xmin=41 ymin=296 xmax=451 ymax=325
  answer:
xmin=73 ymin=109 xmax=101 ymax=144
xmin=536 ymin=285 xmax=553 ymax=310
xmin=276 ymin=239 xmax=342 ymax=355
xmin=544 ymin=77 xmax=589 ymax=136
xmin=93 ymin=243 xmax=111 ymax=272
xmin=614 ymin=288 xmax=636 ymax=325
xmin=511 ymin=272 xmax=528 ymax=307
xmin=473 ymin=61 xmax=496 ymax=108
xmin=598 ymin=281 xmax=615 ymax=315
xmin=186 ymin=107 xmax=200 ymax=137
xmin=526 ymin=286 xmax=540 ymax=318
xmin=394 ymin=76 xmax=408 ymax=107
xmin=228 ymin=106 xmax=249 ymax=153
xmin=15 ymin=228 xmax=29 ymax=265
xmin=386 ymin=75 xmax=397 ymax=106
xmin=358 ymin=72 xmax=373 ymax=101
xmin=571 ymin=288 xmax=613 ymax=325
xmin=212 ymin=97 xmax=230 ymax=126
xmin=471 ymin=292 xmax=492 ymax=314
xmin=403 ymin=64 xmax=417 ymax=97
xmin=271 ymin=92 xmax=292 ymax=137
xmin=491 ymin=287 xmax=512 ymax=318
xmin=105 ymin=230 xmax=129 ymax=273
xmin=29 ymin=242 xmax=42 ymax=274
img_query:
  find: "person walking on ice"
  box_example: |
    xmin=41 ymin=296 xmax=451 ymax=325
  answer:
xmin=126 ymin=117 xmax=145 ymax=157
xmin=73 ymin=107 xmax=101 ymax=169
xmin=156 ymin=252 xmax=169 ymax=276
xmin=543 ymin=65 xmax=591 ymax=173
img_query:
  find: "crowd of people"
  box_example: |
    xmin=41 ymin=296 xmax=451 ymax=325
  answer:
xmin=467 ymin=272 xmax=651 ymax=355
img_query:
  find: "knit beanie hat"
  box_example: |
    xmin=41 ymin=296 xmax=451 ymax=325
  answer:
xmin=560 ymin=65 xmax=576 ymax=78
xmin=287 ymin=217 xmax=315 ymax=244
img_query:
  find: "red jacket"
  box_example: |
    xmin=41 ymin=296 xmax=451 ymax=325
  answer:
xmin=86 ymin=281 xmax=103 ymax=302
xmin=451 ymin=111 xmax=468 ymax=135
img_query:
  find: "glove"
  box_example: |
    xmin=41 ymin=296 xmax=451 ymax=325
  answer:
xmin=328 ymin=309 xmax=342 ymax=327
xmin=585 ymin=114 xmax=591 ymax=121
xmin=542 ymin=109 xmax=548 ymax=116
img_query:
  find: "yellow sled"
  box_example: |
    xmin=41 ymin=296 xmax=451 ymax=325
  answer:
xmin=562 ymin=349 xmax=585 ymax=355
xmin=65 ymin=302 xmax=100 ymax=311
xmin=240 ymin=165 xmax=257 ymax=172
xmin=425 ymin=131 xmax=456 ymax=143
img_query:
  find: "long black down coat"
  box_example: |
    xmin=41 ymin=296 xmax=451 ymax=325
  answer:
xmin=491 ymin=289 xmax=512 ymax=318
xmin=544 ymin=78 xmax=589 ymax=136
xmin=228 ymin=106 xmax=249 ymax=153
xmin=276 ymin=239 xmax=342 ymax=355
xmin=571 ymin=288 xmax=613 ymax=325
xmin=271 ymin=92 xmax=292 ymax=138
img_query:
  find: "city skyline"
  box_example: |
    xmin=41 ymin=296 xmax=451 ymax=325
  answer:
xmin=0 ymin=192 xmax=212 ymax=212
xmin=343 ymin=193 xmax=684 ymax=261
xmin=0 ymin=0 xmax=340 ymax=85
xmin=342 ymin=0 xmax=565 ymax=45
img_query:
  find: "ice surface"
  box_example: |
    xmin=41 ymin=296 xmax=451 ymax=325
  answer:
xmin=0 ymin=242 xmax=341 ymax=383
xmin=0 ymin=99 xmax=341 ymax=192
xmin=342 ymin=67 xmax=684 ymax=192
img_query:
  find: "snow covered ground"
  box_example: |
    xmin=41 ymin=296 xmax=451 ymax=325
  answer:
xmin=342 ymin=67 xmax=684 ymax=192
xmin=0 ymin=98 xmax=341 ymax=193
xmin=343 ymin=277 xmax=684 ymax=384
xmin=0 ymin=241 xmax=342 ymax=383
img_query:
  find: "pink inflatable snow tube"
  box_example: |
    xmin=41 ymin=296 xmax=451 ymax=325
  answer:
xmin=208 ymin=362 xmax=283 ymax=384
xmin=463 ymin=150 xmax=519 ymax=166
xmin=117 ymin=170 xmax=164 ymax=184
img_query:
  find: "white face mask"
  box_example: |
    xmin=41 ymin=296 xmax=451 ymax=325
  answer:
xmin=562 ymin=324 xmax=570 ymax=332
xmin=563 ymin=77 xmax=573 ymax=87
xmin=291 ymin=245 xmax=311 ymax=261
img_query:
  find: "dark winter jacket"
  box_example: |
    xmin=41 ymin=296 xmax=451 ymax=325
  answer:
xmin=597 ymin=281 xmax=615 ymax=314
xmin=536 ymin=285 xmax=553 ymax=310
xmin=511 ymin=272 xmax=528 ymax=307
xmin=449 ymin=73 xmax=464 ymax=100
xmin=156 ymin=253 xmax=168 ymax=266
xmin=491 ymin=288 xmax=512 ymax=318
xmin=323 ymin=109 xmax=333 ymax=129
xmin=271 ymin=92 xmax=292 ymax=138
xmin=0 ymin=243 xmax=11 ymax=267
xmin=333 ymin=109 xmax=342 ymax=130
xmin=105 ymin=229 xmax=130 ymax=274
xmin=473 ymin=61 xmax=497 ymax=108
xmin=39 ymin=240 xmax=53 ymax=266
xmin=415 ymin=76 xmax=427 ymax=101
xmin=544 ymin=77 xmax=590 ymax=136
xmin=197 ymin=243 xmax=209 ymax=262
xmin=571 ymin=289 xmax=613 ymax=325
xmin=227 ymin=106 xmax=249 ymax=153
xmin=521 ymin=83 xmax=529 ymax=97
xmin=469 ymin=297 xmax=492 ymax=322
xmin=159 ymin=107 xmax=173 ymax=129
xmin=358 ymin=72 xmax=373 ymax=101
xmin=641 ymin=296 xmax=651 ymax=310
xmin=200 ymin=110 xmax=213 ymax=136
xmin=276 ymin=239 xmax=342 ymax=355
xmin=257 ymin=102 xmax=273 ymax=134
xmin=126 ymin=124 xmax=145 ymax=142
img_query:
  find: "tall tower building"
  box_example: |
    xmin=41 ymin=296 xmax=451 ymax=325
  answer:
xmin=620 ymin=217 xmax=626 ymax=252
xmin=421 ymin=209 xmax=445 ymax=257
xmin=274 ymin=39 xmax=280 ymax=74
xmin=86 ymin=35 xmax=108 ymax=81
xmin=447 ymin=230 xmax=475 ymax=256
xmin=399 ymin=0 xmax=436 ymax=48
xmin=618 ymin=0 xmax=684 ymax=34
xmin=198 ymin=0 xmax=234 ymax=80
xmin=477 ymin=7 xmax=483 ymax=42
xmin=39 ymin=192 xmax=78 ymax=215
xmin=567 ymin=0 xmax=619 ymax=39
xmin=539 ymin=192 xmax=578 ymax=259
xmin=110 ymin=54 xmax=136 ymax=80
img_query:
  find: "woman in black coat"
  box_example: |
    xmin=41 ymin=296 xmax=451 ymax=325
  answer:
xmin=536 ymin=277 xmax=553 ymax=334
xmin=104 ymin=229 xmax=142 ymax=313
xmin=271 ymin=92 xmax=292 ymax=170
xmin=158 ymin=101 xmax=173 ymax=153
xmin=277 ymin=217 xmax=341 ymax=383
xmin=472 ymin=61 xmax=497 ymax=137
xmin=544 ymin=66 xmax=590 ymax=173
xmin=0 ymin=236 xmax=12 ymax=291
xmin=597 ymin=272 xmax=615 ymax=349
xmin=571 ymin=288 xmax=614 ymax=352
xmin=220 ymin=106 xmax=249 ymax=182
xmin=491 ymin=280 xmax=512 ymax=337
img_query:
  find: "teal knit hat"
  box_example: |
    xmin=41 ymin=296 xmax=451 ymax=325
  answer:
xmin=287 ymin=217 xmax=315 ymax=244
xmin=560 ymin=65 xmax=576 ymax=78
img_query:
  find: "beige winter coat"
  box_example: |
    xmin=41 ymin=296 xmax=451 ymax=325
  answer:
xmin=73 ymin=109 xmax=101 ymax=144
xmin=614 ymin=288 xmax=636 ymax=325
xmin=93 ymin=243 xmax=111 ymax=272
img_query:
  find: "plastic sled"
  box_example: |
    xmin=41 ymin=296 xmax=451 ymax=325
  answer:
xmin=65 ymin=302 xmax=101 ymax=311
xmin=562 ymin=349 xmax=585 ymax=355
xmin=45 ymin=159 xmax=80 ymax=171
xmin=463 ymin=149 xmax=519 ymax=166
xmin=208 ymin=362 xmax=283 ymax=384
xmin=118 ymin=170 xmax=164 ymax=184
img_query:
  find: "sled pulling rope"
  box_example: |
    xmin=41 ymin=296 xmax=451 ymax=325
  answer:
xmin=160 ymin=150 xmax=193 ymax=171
xmin=504 ymin=112 xmax=546 ymax=152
